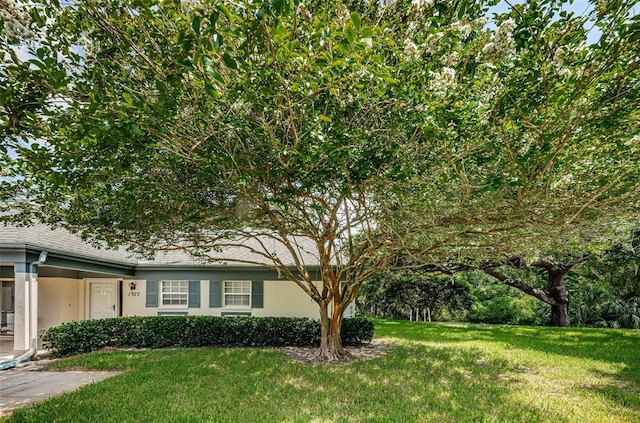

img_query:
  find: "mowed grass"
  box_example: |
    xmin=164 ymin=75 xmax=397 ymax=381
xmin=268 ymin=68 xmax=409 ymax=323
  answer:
xmin=3 ymin=320 xmax=639 ymax=422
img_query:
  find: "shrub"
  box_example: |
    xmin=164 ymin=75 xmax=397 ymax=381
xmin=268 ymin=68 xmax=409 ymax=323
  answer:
xmin=467 ymin=284 xmax=547 ymax=325
xmin=41 ymin=316 xmax=374 ymax=357
xmin=340 ymin=317 xmax=374 ymax=345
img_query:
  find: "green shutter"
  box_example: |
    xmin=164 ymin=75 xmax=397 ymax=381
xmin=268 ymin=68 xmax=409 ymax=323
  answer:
xmin=209 ymin=280 xmax=221 ymax=307
xmin=146 ymin=280 xmax=158 ymax=307
xmin=252 ymin=280 xmax=263 ymax=308
xmin=188 ymin=280 xmax=200 ymax=308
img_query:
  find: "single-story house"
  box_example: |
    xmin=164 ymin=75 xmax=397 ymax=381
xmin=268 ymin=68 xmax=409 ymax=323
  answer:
xmin=0 ymin=223 xmax=353 ymax=360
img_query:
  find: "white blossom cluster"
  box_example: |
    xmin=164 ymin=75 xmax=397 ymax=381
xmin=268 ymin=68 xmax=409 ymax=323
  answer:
xmin=402 ymin=39 xmax=421 ymax=62
xmin=479 ymin=19 xmax=516 ymax=63
xmin=450 ymin=21 xmax=471 ymax=39
xmin=406 ymin=0 xmax=434 ymax=35
xmin=296 ymin=2 xmax=312 ymax=21
xmin=422 ymin=31 xmax=444 ymax=55
xmin=473 ymin=71 xmax=503 ymax=125
xmin=337 ymin=6 xmax=351 ymax=26
xmin=474 ymin=16 xmax=488 ymax=28
xmin=0 ymin=0 xmax=34 ymax=42
xmin=553 ymin=43 xmax=588 ymax=77
xmin=441 ymin=51 xmax=459 ymax=66
xmin=180 ymin=0 xmax=202 ymax=13
xmin=377 ymin=0 xmax=398 ymax=15
xmin=552 ymin=172 xmax=575 ymax=190
xmin=430 ymin=67 xmax=456 ymax=93
xmin=410 ymin=0 xmax=434 ymax=16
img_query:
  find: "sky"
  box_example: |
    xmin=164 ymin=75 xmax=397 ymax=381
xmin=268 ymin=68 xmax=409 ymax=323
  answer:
xmin=488 ymin=0 xmax=602 ymax=44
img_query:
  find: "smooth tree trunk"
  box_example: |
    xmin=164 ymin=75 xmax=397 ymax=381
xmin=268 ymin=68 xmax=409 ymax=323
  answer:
xmin=317 ymin=301 xmax=345 ymax=361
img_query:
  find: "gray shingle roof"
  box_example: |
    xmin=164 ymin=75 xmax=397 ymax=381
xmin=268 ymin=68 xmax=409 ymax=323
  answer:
xmin=0 ymin=223 xmax=320 ymax=268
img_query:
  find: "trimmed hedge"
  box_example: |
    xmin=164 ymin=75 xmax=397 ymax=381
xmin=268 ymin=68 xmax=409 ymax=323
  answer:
xmin=41 ymin=316 xmax=374 ymax=357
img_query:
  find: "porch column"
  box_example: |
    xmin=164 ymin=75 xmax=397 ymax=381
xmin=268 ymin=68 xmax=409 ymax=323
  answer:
xmin=13 ymin=262 xmax=29 ymax=356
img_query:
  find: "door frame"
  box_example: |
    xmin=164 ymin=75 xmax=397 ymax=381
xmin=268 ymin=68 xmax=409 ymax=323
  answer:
xmin=85 ymin=279 xmax=120 ymax=320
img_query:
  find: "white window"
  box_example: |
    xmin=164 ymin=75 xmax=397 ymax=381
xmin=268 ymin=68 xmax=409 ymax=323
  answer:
xmin=224 ymin=280 xmax=251 ymax=307
xmin=161 ymin=280 xmax=188 ymax=306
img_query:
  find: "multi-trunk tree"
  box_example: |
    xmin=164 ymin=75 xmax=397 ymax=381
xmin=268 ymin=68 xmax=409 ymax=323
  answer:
xmin=1 ymin=0 xmax=639 ymax=359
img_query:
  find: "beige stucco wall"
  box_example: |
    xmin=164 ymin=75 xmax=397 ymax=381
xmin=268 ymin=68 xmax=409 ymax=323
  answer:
xmin=253 ymin=280 xmax=319 ymax=318
xmin=121 ymin=279 xmax=320 ymax=319
xmin=38 ymin=278 xmax=328 ymax=326
xmin=121 ymin=280 xmax=152 ymax=317
xmin=38 ymin=277 xmax=85 ymax=330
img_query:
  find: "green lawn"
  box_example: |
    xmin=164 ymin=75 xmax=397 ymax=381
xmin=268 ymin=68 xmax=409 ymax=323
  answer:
xmin=3 ymin=320 xmax=639 ymax=422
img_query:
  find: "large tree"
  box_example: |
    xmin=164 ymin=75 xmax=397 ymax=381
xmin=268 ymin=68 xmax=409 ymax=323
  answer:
xmin=481 ymin=253 xmax=589 ymax=326
xmin=1 ymin=0 xmax=639 ymax=359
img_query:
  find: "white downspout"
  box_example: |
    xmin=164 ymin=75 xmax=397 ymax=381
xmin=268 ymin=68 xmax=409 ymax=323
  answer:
xmin=28 ymin=251 xmax=47 ymax=358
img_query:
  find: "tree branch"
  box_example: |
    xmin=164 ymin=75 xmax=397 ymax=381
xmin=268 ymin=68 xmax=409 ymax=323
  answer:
xmin=483 ymin=268 xmax=555 ymax=305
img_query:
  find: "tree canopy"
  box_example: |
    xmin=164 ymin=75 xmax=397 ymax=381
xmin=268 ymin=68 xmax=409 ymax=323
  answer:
xmin=1 ymin=0 xmax=639 ymax=358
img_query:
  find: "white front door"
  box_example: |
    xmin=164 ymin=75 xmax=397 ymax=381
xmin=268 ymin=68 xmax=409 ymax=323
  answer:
xmin=88 ymin=280 xmax=118 ymax=319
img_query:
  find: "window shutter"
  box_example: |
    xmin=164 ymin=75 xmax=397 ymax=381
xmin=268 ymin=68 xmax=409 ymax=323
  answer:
xmin=146 ymin=280 xmax=158 ymax=307
xmin=251 ymin=280 xmax=263 ymax=308
xmin=209 ymin=280 xmax=221 ymax=307
xmin=188 ymin=280 xmax=200 ymax=308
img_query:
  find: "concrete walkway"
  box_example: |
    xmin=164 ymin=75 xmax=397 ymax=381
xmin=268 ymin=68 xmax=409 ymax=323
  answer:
xmin=0 ymin=365 xmax=117 ymax=416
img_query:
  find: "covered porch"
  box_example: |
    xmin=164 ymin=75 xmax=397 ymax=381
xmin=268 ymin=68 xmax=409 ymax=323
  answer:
xmin=0 ymin=245 xmax=135 ymax=364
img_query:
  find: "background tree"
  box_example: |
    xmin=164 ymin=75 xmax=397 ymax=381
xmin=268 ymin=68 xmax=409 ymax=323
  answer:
xmin=466 ymin=275 xmax=547 ymax=325
xmin=1 ymin=0 xmax=639 ymax=359
xmin=358 ymin=270 xmax=472 ymax=321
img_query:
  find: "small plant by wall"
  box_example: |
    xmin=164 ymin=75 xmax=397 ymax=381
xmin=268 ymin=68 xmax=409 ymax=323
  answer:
xmin=41 ymin=316 xmax=374 ymax=357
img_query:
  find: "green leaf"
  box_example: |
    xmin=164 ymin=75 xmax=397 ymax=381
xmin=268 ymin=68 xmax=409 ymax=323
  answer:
xmin=204 ymin=81 xmax=219 ymax=99
xmin=361 ymin=27 xmax=375 ymax=38
xmin=203 ymin=56 xmax=214 ymax=71
xmin=338 ymin=40 xmax=351 ymax=55
xmin=285 ymin=40 xmax=299 ymax=52
xmin=192 ymin=16 xmax=201 ymax=35
xmin=344 ymin=23 xmax=356 ymax=44
xmin=332 ymin=58 xmax=348 ymax=67
xmin=272 ymin=0 xmax=284 ymax=14
xmin=350 ymin=13 xmax=361 ymax=31
xmin=213 ymin=33 xmax=224 ymax=49
xmin=175 ymin=30 xmax=186 ymax=44
xmin=217 ymin=4 xmax=232 ymax=22
xmin=207 ymin=69 xmax=226 ymax=85
xmin=222 ymin=53 xmax=237 ymax=69
xmin=130 ymin=124 xmax=143 ymax=135
xmin=318 ymin=115 xmax=332 ymax=123
xmin=209 ymin=10 xmax=219 ymax=26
